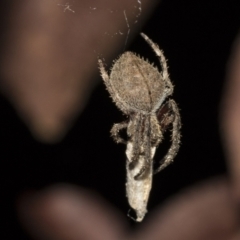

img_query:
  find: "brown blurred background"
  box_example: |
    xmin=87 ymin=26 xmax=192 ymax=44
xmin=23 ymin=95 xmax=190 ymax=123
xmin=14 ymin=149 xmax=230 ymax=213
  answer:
xmin=0 ymin=0 xmax=239 ymax=239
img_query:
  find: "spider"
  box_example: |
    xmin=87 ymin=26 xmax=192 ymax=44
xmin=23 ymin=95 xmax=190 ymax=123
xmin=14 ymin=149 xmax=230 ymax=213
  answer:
xmin=98 ymin=33 xmax=181 ymax=221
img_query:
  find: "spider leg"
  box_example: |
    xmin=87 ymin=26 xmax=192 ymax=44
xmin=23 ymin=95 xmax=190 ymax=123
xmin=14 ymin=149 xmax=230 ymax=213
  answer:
xmin=134 ymin=115 xmax=152 ymax=180
xmin=140 ymin=33 xmax=170 ymax=86
xmin=154 ymin=99 xmax=181 ymax=173
xmin=110 ymin=121 xmax=128 ymax=144
xmin=128 ymin=113 xmax=143 ymax=170
xmin=98 ymin=59 xmax=117 ymax=99
xmin=150 ymin=114 xmax=163 ymax=148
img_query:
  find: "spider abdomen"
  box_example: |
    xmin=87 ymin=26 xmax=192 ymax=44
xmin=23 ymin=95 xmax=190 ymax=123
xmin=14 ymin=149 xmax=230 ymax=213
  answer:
xmin=110 ymin=52 xmax=166 ymax=112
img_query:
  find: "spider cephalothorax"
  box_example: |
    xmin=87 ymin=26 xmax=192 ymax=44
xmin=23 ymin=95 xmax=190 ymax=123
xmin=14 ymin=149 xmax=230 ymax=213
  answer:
xmin=98 ymin=33 xmax=181 ymax=221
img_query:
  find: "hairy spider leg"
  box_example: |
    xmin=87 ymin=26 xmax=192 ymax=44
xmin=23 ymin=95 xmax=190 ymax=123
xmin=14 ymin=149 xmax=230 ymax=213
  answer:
xmin=140 ymin=33 xmax=169 ymax=84
xmin=110 ymin=122 xmax=128 ymax=144
xmin=134 ymin=115 xmax=152 ymax=180
xmin=128 ymin=113 xmax=143 ymax=170
xmin=155 ymin=99 xmax=181 ymax=173
xmin=149 ymin=114 xmax=163 ymax=148
xmin=140 ymin=33 xmax=173 ymax=115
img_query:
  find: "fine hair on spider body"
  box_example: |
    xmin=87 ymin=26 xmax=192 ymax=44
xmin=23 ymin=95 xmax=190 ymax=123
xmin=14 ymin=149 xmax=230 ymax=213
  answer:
xmin=98 ymin=33 xmax=181 ymax=222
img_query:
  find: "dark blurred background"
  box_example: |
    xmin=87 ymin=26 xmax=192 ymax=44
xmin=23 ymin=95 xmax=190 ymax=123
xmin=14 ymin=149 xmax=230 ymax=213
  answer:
xmin=0 ymin=0 xmax=239 ymax=239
